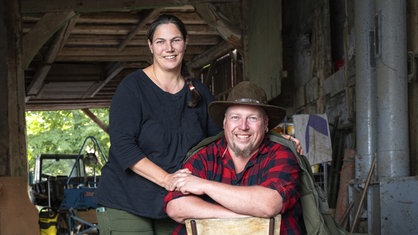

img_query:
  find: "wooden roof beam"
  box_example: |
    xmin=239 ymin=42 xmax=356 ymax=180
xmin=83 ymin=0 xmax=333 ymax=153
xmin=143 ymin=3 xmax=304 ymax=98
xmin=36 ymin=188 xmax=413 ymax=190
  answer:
xmin=187 ymin=40 xmax=234 ymax=69
xmin=21 ymin=0 xmax=185 ymax=13
xmin=22 ymin=11 xmax=77 ymax=69
xmin=26 ymin=15 xmax=79 ymax=99
xmin=82 ymin=109 xmax=109 ymax=134
xmin=118 ymin=8 xmax=162 ymax=51
xmin=26 ymin=101 xmax=111 ymax=111
xmin=21 ymin=0 xmax=238 ymax=13
xmin=193 ymin=2 xmax=242 ymax=49
xmin=87 ymin=62 xmax=125 ymax=98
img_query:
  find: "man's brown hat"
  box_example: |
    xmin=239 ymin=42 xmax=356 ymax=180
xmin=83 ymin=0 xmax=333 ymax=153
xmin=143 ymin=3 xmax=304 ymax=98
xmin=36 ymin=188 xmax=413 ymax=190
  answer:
xmin=209 ymin=81 xmax=286 ymax=129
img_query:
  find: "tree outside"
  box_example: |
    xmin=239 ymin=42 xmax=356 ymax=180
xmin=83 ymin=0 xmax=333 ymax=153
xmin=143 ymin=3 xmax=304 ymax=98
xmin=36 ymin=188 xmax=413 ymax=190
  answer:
xmin=26 ymin=109 xmax=110 ymax=176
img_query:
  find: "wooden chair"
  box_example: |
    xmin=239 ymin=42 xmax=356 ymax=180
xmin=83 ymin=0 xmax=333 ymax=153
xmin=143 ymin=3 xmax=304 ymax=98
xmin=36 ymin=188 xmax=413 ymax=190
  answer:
xmin=185 ymin=215 xmax=281 ymax=235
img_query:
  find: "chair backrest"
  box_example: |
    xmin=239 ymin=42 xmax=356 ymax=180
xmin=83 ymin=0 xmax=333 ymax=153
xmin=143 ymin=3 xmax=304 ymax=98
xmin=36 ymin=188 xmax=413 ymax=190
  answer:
xmin=185 ymin=215 xmax=281 ymax=235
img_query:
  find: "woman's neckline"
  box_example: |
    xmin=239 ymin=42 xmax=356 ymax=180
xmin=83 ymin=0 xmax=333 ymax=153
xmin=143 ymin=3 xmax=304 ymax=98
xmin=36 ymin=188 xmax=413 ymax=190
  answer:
xmin=142 ymin=67 xmax=185 ymax=94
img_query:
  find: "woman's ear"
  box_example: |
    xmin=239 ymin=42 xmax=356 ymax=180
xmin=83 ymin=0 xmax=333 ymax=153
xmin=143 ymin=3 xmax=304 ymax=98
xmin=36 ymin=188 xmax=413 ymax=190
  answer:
xmin=148 ymin=40 xmax=153 ymax=54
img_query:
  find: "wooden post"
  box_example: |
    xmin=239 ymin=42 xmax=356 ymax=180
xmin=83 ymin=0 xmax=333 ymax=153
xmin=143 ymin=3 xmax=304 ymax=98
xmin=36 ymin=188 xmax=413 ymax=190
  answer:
xmin=313 ymin=0 xmax=332 ymax=114
xmin=0 ymin=1 xmax=40 ymax=234
xmin=0 ymin=0 xmax=28 ymax=179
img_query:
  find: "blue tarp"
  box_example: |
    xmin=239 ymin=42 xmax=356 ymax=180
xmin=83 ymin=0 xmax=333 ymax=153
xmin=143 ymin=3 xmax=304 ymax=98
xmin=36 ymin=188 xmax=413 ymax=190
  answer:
xmin=59 ymin=187 xmax=97 ymax=210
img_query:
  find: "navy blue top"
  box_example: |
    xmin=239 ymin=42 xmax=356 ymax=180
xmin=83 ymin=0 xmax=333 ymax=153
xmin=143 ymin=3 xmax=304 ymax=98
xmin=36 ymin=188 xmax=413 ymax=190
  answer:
xmin=95 ymin=70 xmax=221 ymax=218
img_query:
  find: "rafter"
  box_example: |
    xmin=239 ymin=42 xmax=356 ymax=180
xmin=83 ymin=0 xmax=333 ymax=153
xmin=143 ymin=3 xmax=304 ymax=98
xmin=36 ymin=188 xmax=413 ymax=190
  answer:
xmin=26 ymin=15 xmax=79 ymax=98
xmin=82 ymin=109 xmax=109 ymax=134
xmin=118 ymin=9 xmax=162 ymax=51
xmin=87 ymin=62 xmax=125 ymax=98
xmin=21 ymin=0 xmax=239 ymax=13
xmin=22 ymin=11 xmax=76 ymax=69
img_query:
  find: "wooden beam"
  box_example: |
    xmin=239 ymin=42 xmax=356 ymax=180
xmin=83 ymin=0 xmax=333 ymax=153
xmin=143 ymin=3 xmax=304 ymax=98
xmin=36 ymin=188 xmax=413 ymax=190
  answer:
xmin=1 ymin=0 xmax=29 ymax=180
xmin=118 ymin=9 xmax=162 ymax=51
xmin=68 ymin=24 xmax=218 ymax=35
xmin=187 ymin=40 xmax=234 ymax=69
xmin=21 ymin=0 xmax=238 ymax=13
xmin=65 ymin=34 xmax=222 ymax=46
xmin=60 ymin=14 xmax=80 ymax=49
xmin=55 ymin=46 xmax=208 ymax=62
xmin=88 ymin=62 xmax=125 ymax=98
xmin=22 ymin=11 xmax=76 ymax=69
xmin=193 ymin=2 xmax=242 ymax=49
xmin=82 ymin=109 xmax=109 ymax=134
xmin=26 ymin=102 xmax=111 ymax=111
xmin=23 ymin=11 xmax=204 ymax=24
xmin=26 ymin=15 xmax=79 ymax=98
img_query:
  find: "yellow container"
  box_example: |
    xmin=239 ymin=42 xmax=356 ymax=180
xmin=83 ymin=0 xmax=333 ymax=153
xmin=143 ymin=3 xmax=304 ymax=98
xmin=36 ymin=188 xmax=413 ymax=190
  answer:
xmin=273 ymin=123 xmax=295 ymax=136
xmin=39 ymin=208 xmax=58 ymax=235
xmin=284 ymin=123 xmax=295 ymax=136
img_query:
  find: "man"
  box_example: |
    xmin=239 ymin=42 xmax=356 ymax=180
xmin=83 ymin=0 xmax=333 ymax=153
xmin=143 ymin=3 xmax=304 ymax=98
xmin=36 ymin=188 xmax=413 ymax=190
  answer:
xmin=164 ymin=81 xmax=304 ymax=235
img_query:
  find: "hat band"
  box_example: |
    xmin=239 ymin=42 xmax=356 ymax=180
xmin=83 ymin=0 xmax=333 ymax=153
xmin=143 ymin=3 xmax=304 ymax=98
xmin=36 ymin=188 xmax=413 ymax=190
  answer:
xmin=234 ymin=98 xmax=263 ymax=104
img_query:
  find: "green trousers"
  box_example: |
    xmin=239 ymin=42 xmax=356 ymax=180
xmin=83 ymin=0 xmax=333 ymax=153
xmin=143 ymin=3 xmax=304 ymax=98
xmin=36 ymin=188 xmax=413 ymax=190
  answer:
xmin=96 ymin=207 xmax=176 ymax=235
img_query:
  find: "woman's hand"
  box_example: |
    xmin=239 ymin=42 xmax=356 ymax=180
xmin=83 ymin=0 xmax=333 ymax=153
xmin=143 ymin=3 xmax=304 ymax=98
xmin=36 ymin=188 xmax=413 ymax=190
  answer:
xmin=171 ymin=172 xmax=207 ymax=195
xmin=281 ymin=134 xmax=303 ymax=155
xmin=164 ymin=168 xmax=191 ymax=191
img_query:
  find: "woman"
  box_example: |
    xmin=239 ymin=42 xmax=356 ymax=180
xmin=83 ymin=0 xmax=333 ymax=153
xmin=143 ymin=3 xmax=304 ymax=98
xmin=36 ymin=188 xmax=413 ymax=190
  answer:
xmin=95 ymin=14 xmax=221 ymax=235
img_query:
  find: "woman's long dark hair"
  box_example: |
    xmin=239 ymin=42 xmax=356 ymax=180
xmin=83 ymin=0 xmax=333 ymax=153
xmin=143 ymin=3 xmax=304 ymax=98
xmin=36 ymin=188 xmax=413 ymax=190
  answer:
xmin=148 ymin=14 xmax=201 ymax=108
xmin=147 ymin=14 xmax=187 ymax=42
xmin=182 ymin=63 xmax=201 ymax=108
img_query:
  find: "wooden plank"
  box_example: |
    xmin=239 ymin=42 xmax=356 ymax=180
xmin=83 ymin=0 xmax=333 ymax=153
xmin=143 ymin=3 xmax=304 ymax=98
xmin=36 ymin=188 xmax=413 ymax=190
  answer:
xmin=26 ymin=102 xmax=111 ymax=111
xmin=55 ymin=54 xmax=152 ymax=62
xmin=28 ymin=98 xmax=112 ymax=103
xmin=58 ymin=46 xmax=208 ymax=56
xmin=22 ymin=11 xmax=76 ymax=69
xmin=187 ymin=41 xmax=234 ymax=69
xmin=1 ymin=0 xmax=28 ymax=178
xmin=54 ymin=46 xmax=209 ymax=62
xmin=26 ymin=64 xmax=52 ymax=96
xmin=23 ymin=11 xmax=203 ymax=24
xmin=88 ymin=62 xmax=125 ymax=98
xmin=0 ymin=177 xmax=40 ymax=235
xmin=185 ymin=215 xmax=281 ymax=235
xmin=42 ymin=63 xmax=103 ymax=83
xmin=26 ymin=16 xmax=76 ymax=97
xmin=82 ymin=109 xmax=109 ymax=134
xmin=70 ymin=24 xmax=218 ymax=35
xmin=118 ymin=8 xmax=162 ymax=51
xmin=21 ymin=0 xmax=190 ymax=13
xmin=65 ymin=34 xmax=222 ymax=46
xmin=193 ymin=2 xmax=242 ymax=48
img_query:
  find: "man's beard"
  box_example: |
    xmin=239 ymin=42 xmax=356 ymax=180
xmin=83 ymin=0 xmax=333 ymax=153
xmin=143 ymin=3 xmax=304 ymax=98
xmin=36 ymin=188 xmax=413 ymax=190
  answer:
xmin=231 ymin=142 xmax=255 ymax=159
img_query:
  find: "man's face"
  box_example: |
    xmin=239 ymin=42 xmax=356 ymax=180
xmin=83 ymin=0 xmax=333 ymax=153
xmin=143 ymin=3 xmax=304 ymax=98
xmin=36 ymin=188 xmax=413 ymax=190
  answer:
xmin=223 ymin=105 xmax=268 ymax=158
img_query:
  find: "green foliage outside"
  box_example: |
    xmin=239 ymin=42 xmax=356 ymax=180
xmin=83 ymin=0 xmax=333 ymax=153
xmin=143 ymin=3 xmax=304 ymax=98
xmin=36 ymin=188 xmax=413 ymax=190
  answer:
xmin=26 ymin=109 xmax=110 ymax=174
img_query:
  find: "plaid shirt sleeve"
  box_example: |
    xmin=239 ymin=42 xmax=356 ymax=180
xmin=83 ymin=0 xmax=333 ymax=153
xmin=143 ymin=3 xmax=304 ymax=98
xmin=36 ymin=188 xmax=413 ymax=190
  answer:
xmin=163 ymin=139 xmax=221 ymax=210
xmin=258 ymin=140 xmax=301 ymax=213
xmin=257 ymin=139 xmax=303 ymax=235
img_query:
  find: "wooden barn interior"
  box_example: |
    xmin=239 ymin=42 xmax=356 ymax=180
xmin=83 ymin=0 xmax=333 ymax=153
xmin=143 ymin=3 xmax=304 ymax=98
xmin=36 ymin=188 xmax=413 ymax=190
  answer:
xmin=1 ymin=0 xmax=418 ymax=234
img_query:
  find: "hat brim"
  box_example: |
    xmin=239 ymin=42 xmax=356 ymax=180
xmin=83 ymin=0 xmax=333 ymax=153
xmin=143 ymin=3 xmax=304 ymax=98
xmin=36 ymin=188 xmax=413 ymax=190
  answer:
xmin=209 ymin=101 xmax=286 ymax=130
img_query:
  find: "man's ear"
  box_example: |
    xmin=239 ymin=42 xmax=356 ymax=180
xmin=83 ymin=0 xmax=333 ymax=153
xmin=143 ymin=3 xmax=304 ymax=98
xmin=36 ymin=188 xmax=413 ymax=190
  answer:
xmin=222 ymin=115 xmax=227 ymax=128
xmin=265 ymin=116 xmax=269 ymax=130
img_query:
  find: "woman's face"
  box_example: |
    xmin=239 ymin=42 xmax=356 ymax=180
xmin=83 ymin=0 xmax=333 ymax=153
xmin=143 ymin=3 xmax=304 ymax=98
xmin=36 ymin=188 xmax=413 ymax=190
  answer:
xmin=148 ymin=23 xmax=187 ymax=71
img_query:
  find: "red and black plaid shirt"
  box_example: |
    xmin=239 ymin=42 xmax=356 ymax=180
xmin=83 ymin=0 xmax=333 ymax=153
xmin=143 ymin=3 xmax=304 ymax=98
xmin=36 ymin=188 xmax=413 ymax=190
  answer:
xmin=164 ymin=136 xmax=303 ymax=235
